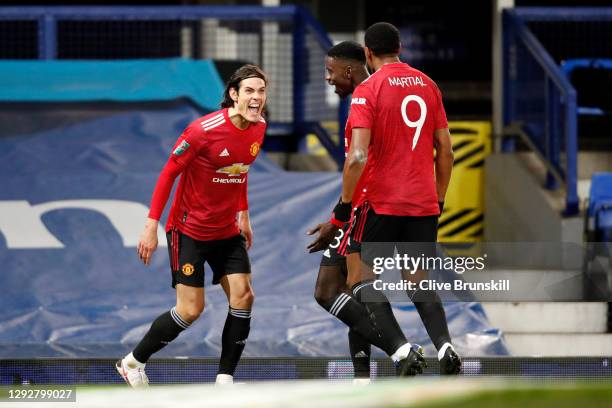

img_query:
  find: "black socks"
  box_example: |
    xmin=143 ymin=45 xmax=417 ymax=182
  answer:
xmin=411 ymin=289 xmax=452 ymax=350
xmin=133 ymin=307 xmax=190 ymax=363
xmin=348 ymin=329 xmax=371 ymax=378
xmin=218 ymin=307 xmax=251 ymax=376
xmin=352 ymin=280 xmax=407 ymax=355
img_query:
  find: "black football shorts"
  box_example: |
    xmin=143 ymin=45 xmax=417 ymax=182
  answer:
xmin=320 ymin=223 xmax=361 ymax=270
xmin=357 ymin=207 xmax=438 ymax=267
xmin=166 ymin=230 xmax=250 ymax=288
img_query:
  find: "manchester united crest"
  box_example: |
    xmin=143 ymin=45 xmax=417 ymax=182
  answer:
xmin=181 ymin=263 xmax=194 ymax=276
xmin=250 ymin=142 xmax=260 ymax=157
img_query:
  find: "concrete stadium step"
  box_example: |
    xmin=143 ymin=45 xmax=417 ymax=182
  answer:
xmin=482 ymin=302 xmax=608 ymax=333
xmin=503 ymin=333 xmax=612 ymax=356
xmin=577 ymin=151 xmax=612 ymax=179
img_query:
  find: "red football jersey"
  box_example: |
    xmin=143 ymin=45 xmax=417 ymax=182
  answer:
xmin=348 ymin=62 xmax=448 ymax=216
xmin=163 ymin=108 xmax=265 ymax=241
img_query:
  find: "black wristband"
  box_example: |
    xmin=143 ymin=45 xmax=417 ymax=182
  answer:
xmin=332 ymin=198 xmax=352 ymax=224
xmin=438 ymin=201 xmax=445 ymax=214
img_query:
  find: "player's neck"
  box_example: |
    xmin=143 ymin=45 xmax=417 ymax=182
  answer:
xmin=228 ymin=107 xmax=251 ymax=130
xmin=371 ymin=56 xmax=401 ymax=72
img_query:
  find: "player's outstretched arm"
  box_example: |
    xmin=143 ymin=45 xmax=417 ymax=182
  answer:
xmin=138 ymin=218 xmax=159 ymax=265
xmin=139 ymin=157 xmax=184 ymax=265
xmin=306 ymin=221 xmax=338 ymax=253
xmin=341 ymin=127 xmax=371 ymax=203
xmin=307 ymin=128 xmax=370 ymax=253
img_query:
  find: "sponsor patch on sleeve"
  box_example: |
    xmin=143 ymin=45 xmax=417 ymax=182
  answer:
xmin=351 ymin=97 xmax=367 ymax=105
xmin=173 ymin=140 xmax=190 ymax=156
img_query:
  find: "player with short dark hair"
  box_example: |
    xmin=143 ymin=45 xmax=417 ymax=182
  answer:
xmin=326 ymin=40 xmax=367 ymax=66
xmin=310 ymin=41 xmax=426 ymax=379
xmin=363 ymin=21 xmax=402 ymax=57
xmin=349 ymin=22 xmax=459 ymax=375
xmin=310 ymin=23 xmax=461 ymax=376
xmin=116 ymin=64 xmax=268 ymax=386
xmin=313 ymin=41 xmax=374 ymax=382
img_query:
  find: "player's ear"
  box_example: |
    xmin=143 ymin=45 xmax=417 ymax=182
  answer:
xmin=229 ymin=87 xmax=239 ymax=103
xmin=364 ymin=46 xmax=373 ymax=63
xmin=345 ymin=65 xmax=352 ymax=79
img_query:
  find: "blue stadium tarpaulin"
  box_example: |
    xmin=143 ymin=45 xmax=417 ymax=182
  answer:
xmin=0 ymin=59 xmax=224 ymax=112
xmin=0 ymin=63 xmax=507 ymax=358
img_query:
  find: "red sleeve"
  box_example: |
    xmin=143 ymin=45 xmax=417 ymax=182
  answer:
xmin=148 ymin=158 xmax=184 ymax=220
xmin=237 ymin=175 xmax=249 ymax=211
xmin=170 ymin=122 xmax=205 ymax=167
xmin=433 ymin=84 xmax=448 ymax=130
xmin=348 ymin=84 xmax=375 ymax=129
xmin=148 ymin=122 xmax=204 ymax=220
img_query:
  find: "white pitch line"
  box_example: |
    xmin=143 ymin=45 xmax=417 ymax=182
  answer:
xmin=10 ymin=378 xmax=506 ymax=408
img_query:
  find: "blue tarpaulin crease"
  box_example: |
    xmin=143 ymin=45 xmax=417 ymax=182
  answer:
xmin=0 ymin=61 xmax=507 ymax=358
xmin=0 ymin=59 xmax=224 ymax=112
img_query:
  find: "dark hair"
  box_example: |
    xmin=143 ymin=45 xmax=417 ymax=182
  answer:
xmin=327 ymin=41 xmax=366 ymax=65
xmin=364 ymin=22 xmax=401 ymax=56
xmin=221 ymin=64 xmax=268 ymax=108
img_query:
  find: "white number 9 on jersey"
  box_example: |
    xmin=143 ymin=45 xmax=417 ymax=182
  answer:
xmin=400 ymin=94 xmax=427 ymax=151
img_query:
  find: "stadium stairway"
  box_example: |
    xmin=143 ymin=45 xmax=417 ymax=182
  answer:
xmin=483 ymin=302 xmax=612 ymax=356
xmin=485 ymin=151 xmax=612 ymax=244
xmin=484 ymin=151 xmax=612 ymax=356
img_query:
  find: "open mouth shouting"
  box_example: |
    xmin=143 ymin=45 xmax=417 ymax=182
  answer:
xmin=248 ymin=103 xmax=260 ymax=116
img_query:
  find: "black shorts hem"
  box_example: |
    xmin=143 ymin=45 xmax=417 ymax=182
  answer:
xmin=345 ymin=245 xmax=361 ymax=254
xmin=172 ymin=280 xmax=205 ymax=289
xmin=211 ymin=269 xmax=251 ymax=285
xmin=319 ymin=257 xmax=345 ymax=267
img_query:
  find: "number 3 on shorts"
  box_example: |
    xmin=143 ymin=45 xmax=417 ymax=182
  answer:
xmin=401 ymin=94 xmax=427 ymax=151
xmin=329 ymin=228 xmax=344 ymax=249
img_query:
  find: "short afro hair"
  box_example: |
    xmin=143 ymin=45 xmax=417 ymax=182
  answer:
xmin=327 ymin=41 xmax=366 ymax=65
xmin=364 ymin=22 xmax=401 ymax=56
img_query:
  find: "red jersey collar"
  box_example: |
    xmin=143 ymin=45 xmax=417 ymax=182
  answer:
xmin=381 ymin=61 xmax=410 ymax=70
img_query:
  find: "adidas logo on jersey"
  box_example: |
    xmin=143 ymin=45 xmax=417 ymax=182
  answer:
xmin=219 ymin=148 xmax=230 ymax=157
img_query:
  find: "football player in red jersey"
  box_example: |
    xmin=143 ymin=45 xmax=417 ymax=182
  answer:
xmin=312 ymin=41 xmax=377 ymax=384
xmin=310 ymin=40 xmax=431 ymax=378
xmin=310 ymin=23 xmax=460 ymax=376
xmin=346 ymin=22 xmax=459 ymax=376
xmin=116 ymin=65 xmax=267 ymax=387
